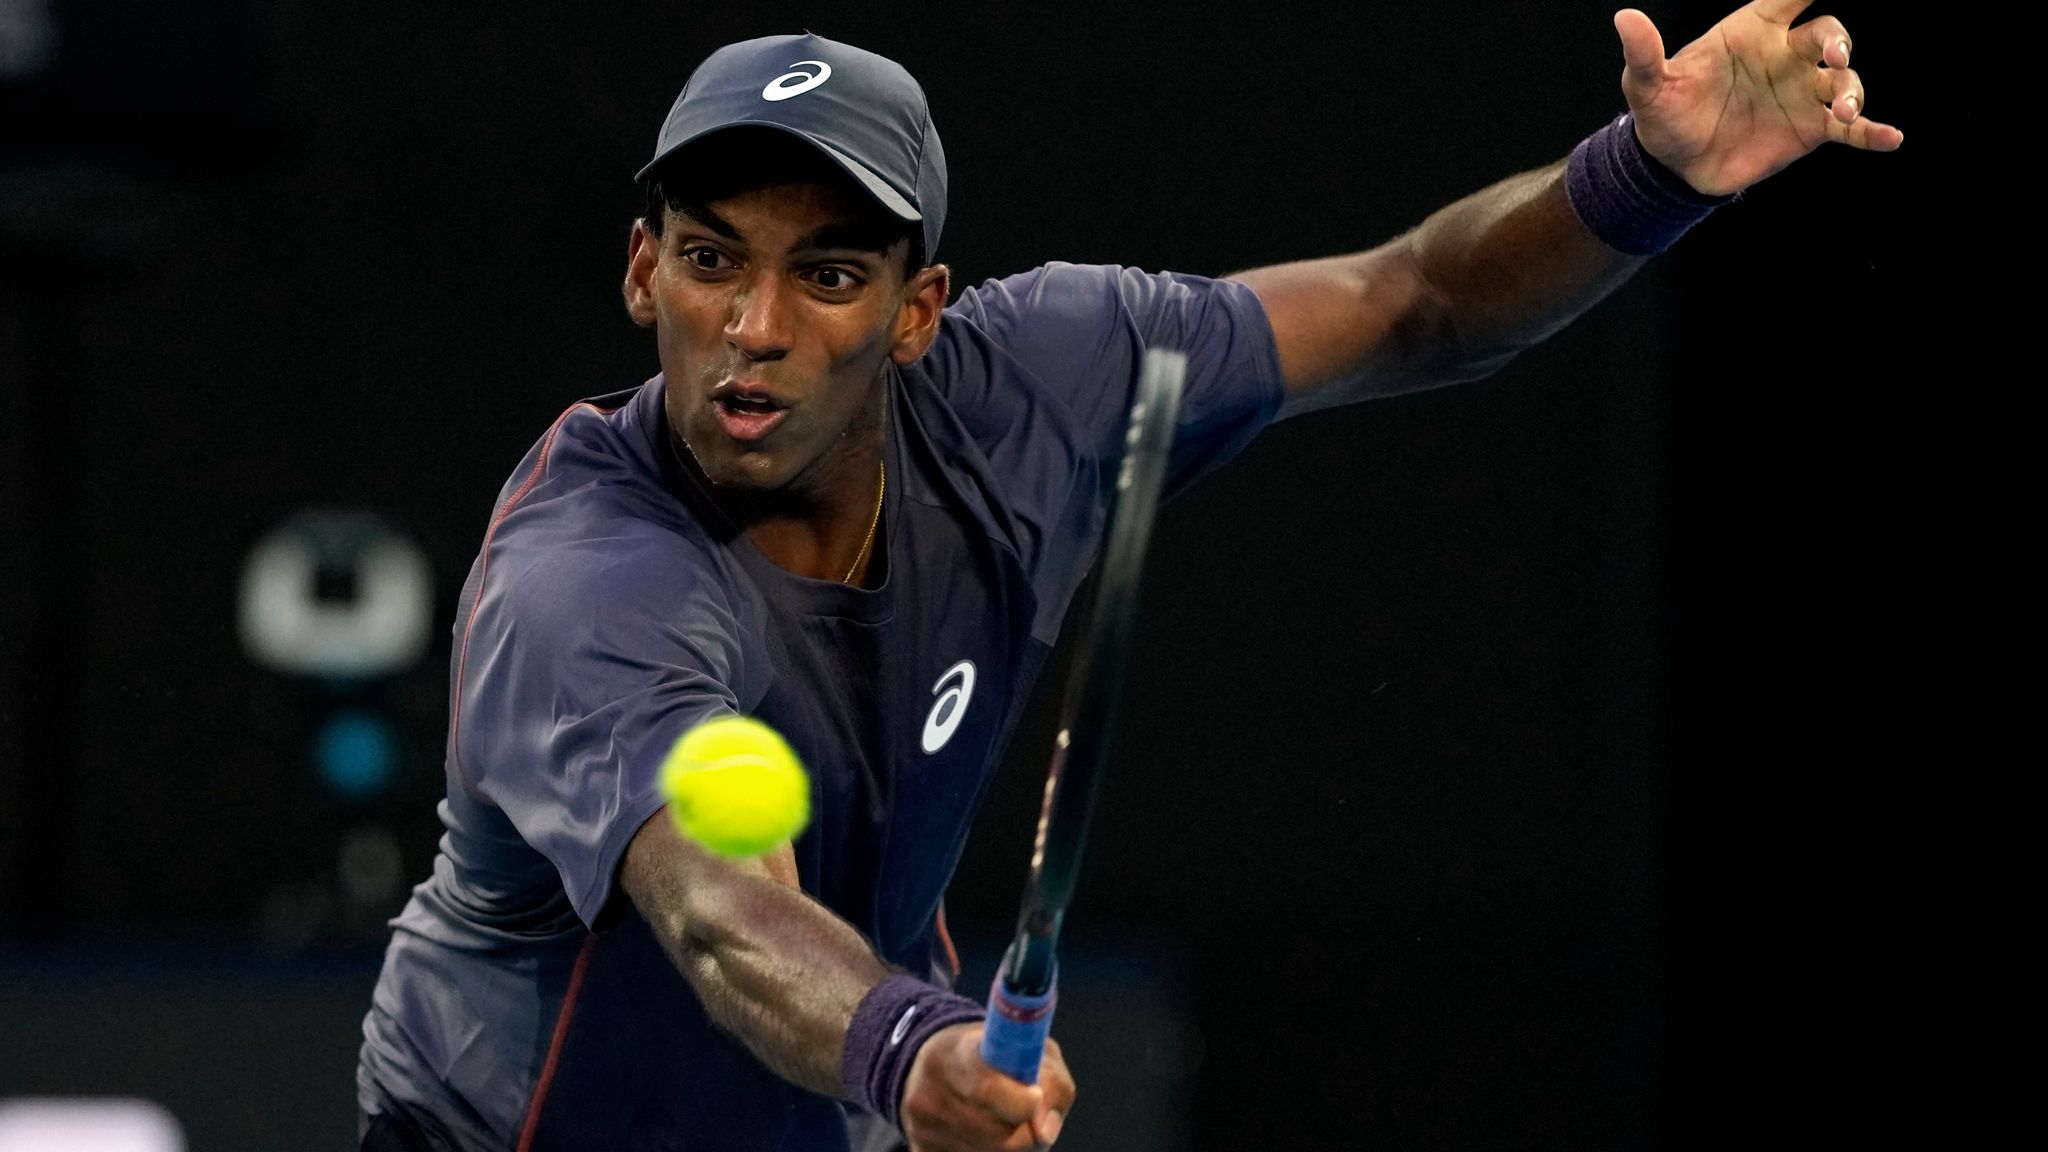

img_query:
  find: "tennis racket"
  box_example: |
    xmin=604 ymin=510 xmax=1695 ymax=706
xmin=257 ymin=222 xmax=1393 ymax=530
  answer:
xmin=979 ymin=347 xmax=1187 ymax=1083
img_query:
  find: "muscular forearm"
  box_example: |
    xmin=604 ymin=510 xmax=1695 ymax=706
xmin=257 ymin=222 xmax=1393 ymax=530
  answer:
xmin=1236 ymin=159 xmax=1645 ymax=414
xmin=622 ymin=815 xmax=891 ymax=1097
xmin=1406 ymin=160 xmax=1644 ymax=376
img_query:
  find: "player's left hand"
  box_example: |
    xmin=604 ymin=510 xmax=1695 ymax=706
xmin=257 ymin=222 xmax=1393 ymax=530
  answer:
xmin=1615 ymin=1 xmax=1903 ymax=196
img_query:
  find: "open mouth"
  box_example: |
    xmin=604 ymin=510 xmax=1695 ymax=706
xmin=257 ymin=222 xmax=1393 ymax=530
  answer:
xmin=712 ymin=390 xmax=788 ymax=442
xmin=718 ymin=394 xmax=782 ymax=416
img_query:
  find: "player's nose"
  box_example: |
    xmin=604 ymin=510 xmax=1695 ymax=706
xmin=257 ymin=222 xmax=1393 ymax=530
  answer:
xmin=725 ymin=274 xmax=792 ymax=361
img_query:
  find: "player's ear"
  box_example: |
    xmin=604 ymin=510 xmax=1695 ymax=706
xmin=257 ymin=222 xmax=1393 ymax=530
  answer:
xmin=889 ymin=263 xmax=950 ymax=365
xmin=623 ymin=218 xmax=660 ymax=328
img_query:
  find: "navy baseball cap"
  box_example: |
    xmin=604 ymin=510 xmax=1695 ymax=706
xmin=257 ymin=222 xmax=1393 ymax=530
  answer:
xmin=638 ymin=33 xmax=948 ymax=260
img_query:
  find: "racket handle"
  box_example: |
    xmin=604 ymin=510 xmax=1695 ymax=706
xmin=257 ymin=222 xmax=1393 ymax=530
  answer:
xmin=979 ymin=966 xmax=1057 ymax=1084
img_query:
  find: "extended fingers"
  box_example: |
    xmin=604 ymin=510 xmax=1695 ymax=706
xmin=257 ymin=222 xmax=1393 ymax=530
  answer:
xmin=1788 ymin=15 xmax=1893 ymax=144
xmin=1791 ymin=21 xmax=1900 ymax=148
xmin=1825 ymin=113 xmax=1905 ymax=152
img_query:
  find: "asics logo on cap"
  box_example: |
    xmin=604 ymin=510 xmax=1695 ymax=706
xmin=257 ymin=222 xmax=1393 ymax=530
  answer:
xmin=921 ymin=660 xmax=976 ymax=753
xmin=762 ymin=60 xmax=832 ymax=102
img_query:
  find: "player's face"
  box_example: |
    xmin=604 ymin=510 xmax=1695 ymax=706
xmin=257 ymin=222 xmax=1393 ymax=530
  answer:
xmin=625 ymin=180 xmax=946 ymax=502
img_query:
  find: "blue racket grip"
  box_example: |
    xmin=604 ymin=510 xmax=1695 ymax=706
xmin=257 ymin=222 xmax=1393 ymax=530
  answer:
xmin=980 ymin=967 xmax=1058 ymax=1084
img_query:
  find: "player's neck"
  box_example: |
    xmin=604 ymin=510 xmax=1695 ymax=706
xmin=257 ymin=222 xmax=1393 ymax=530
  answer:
xmin=706 ymin=420 xmax=887 ymax=587
xmin=738 ymin=461 xmax=884 ymax=586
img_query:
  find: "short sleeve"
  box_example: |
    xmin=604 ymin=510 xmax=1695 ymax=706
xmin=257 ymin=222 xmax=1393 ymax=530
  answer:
xmin=920 ymin=263 xmax=1286 ymax=640
xmin=939 ymin=262 xmax=1286 ymax=498
xmin=453 ymin=535 xmax=760 ymax=926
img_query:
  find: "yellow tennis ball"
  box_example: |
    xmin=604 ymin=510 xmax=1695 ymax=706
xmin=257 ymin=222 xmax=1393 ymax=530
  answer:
xmin=659 ymin=715 xmax=810 ymax=858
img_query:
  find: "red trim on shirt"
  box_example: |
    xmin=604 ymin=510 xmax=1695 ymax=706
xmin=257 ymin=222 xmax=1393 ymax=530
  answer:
xmin=448 ymin=400 xmax=610 ymax=793
xmin=515 ymin=933 xmax=598 ymax=1152
xmin=935 ymin=902 xmax=962 ymax=982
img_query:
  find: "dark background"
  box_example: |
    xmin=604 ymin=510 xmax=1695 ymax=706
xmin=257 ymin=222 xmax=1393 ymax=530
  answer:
xmin=1 ymin=1 xmax=1941 ymax=1148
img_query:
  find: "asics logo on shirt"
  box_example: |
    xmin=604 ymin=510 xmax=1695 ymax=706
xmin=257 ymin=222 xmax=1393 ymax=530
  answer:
xmin=762 ymin=60 xmax=831 ymax=101
xmin=921 ymin=660 xmax=976 ymax=753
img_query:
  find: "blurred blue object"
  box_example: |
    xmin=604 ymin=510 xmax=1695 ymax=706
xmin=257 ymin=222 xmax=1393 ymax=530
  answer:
xmin=314 ymin=712 xmax=397 ymax=802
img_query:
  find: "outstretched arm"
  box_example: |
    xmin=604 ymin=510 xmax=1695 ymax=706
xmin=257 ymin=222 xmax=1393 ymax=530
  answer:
xmin=1238 ymin=1 xmax=1901 ymax=416
xmin=1236 ymin=159 xmax=1638 ymax=415
xmin=621 ymin=812 xmax=1075 ymax=1149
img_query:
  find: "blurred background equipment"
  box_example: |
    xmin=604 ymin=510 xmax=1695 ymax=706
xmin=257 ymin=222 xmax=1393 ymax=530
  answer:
xmin=237 ymin=511 xmax=432 ymax=681
xmin=232 ymin=511 xmax=431 ymax=950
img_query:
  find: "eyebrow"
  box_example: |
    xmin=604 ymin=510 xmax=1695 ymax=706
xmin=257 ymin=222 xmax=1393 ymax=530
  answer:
xmin=673 ymin=202 xmax=741 ymax=241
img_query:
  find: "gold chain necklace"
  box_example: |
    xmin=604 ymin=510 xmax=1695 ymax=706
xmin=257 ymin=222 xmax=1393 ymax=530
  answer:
xmin=841 ymin=458 xmax=885 ymax=584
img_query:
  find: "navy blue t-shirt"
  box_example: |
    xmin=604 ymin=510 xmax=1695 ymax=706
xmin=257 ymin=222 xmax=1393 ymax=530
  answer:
xmin=357 ymin=263 xmax=1285 ymax=1149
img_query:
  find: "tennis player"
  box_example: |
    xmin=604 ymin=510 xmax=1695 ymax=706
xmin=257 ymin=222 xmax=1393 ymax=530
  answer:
xmin=356 ymin=6 xmax=1897 ymax=1149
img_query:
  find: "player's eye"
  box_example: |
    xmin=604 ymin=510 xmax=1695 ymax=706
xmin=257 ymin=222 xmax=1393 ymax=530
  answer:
xmin=682 ymin=245 xmax=731 ymax=272
xmin=808 ymin=266 xmax=863 ymax=292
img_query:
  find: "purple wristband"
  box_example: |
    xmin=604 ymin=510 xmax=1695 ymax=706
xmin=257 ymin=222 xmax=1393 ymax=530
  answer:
xmin=1565 ymin=113 xmax=1731 ymax=256
xmin=842 ymin=974 xmax=986 ymax=1128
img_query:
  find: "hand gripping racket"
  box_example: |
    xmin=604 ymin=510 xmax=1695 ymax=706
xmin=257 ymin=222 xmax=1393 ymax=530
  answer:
xmin=979 ymin=348 xmax=1187 ymax=1083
